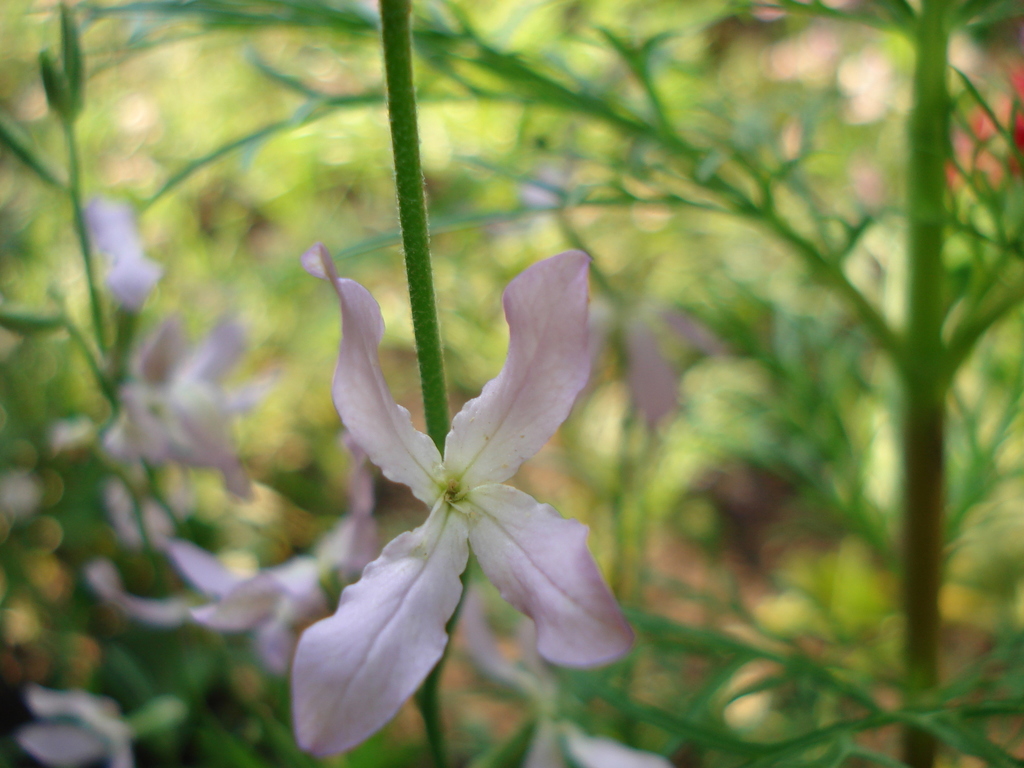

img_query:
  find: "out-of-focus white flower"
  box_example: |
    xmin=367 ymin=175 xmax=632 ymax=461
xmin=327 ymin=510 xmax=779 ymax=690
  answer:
xmin=16 ymin=685 xmax=134 ymax=768
xmin=0 ymin=470 xmax=42 ymax=520
xmin=103 ymin=316 xmax=264 ymax=498
xmin=766 ymin=24 xmax=840 ymax=84
xmin=103 ymin=478 xmax=175 ymax=551
xmin=84 ymin=559 xmax=192 ymax=628
xmin=84 ymin=198 xmax=163 ymax=312
xmin=461 ymin=590 xmax=673 ymax=768
xmin=166 ymin=540 xmax=327 ymax=674
xmin=837 ymin=47 xmax=895 ymax=125
xmin=49 ymin=417 xmax=96 ymax=455
xmin=314 ymin=434 xmax=379 ymax=577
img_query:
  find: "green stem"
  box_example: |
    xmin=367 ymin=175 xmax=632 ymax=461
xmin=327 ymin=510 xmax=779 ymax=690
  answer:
xmin=380 ymin=0 xmax=448 ymax=451
xmin=63 ymin=119 xmax=107 ymax=353
xmin=379 ymin=1 xmax=452 ymax=765
xmin=901 ymin=0 xmax=951 ymax=766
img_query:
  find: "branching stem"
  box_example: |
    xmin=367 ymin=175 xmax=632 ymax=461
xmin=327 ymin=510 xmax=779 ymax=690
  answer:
xmin=901 ymin=0 xmax=951 ymax=765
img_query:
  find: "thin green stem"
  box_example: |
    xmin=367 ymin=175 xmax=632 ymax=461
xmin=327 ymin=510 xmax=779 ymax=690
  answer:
xmin=379 ymin=1 xmax=451 ymax=765
xmin=63 ymin=119 xmax=107 ymax=353
xmin=901 ymin=0 xmax=952 ymax=765
xmin=380 ymin=0 xmax=448 ymax=451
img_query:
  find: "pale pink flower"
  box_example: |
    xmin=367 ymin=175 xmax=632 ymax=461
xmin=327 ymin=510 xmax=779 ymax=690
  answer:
xmin=16 ymin=685 xmax=134 ymax=768
xmin=461 ymin=590 xmax=671 ymax=768
xmin=84 ymin=198 xmax=163 ymax=312
xmin=103 ymin=316 xmax=260 ymax=498
xmin=291 ymin=246 xmax=633 ymax=755
xmin=314 ymin=433 xmax=379 ymax=577
xmin=84 ymin=558 xmax=192 ymax=628
xmin=166 ymin=540 xmax=327 ymax=674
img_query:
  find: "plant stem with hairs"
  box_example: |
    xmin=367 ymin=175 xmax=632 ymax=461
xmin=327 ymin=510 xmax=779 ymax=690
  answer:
xmin=379 ymin=0 xmax=453 ymax=765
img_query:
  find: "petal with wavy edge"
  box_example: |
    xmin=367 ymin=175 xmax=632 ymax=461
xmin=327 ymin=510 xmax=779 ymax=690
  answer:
xmin=302 ymin=243 xmax=442 ymax=504
xmin=444 ymin=251 xmax=591 ymax=487
xmin=523 ymin=720 xmax=567 ymax=768
xmin=191 ymin=574 xmax=283 ymax=631
xmin=292 ymin=506 xmax=469 ymax=756
xmin=16 ymin=722 xmax=109 ymax=767
xmin=464 ymin=484 xmax=633 ymax=667
xmin=166 ymin=539 xmax=243 ymax=598
xmin=181 ymin=318 xmax=246 ymax=382
xmin=563 ymin=728 xmax=674 ymax=768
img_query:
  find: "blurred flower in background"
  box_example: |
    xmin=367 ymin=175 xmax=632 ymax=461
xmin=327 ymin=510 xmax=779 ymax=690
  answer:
xmin=84 ymin=559 xmax=192 ymax=628
xmin=167 ymin=539 xmax=327 ymax=674
xmin=16 ymin=685 xmax=135 ymax=768
xmin=314 ymin=433 xmax=379 ymax=577
xmin=102 ymin=477 xmax=177 ymax=552
xmin=84 ymin=198 xmax=163 ymax=313
xmin=461 ymin=590 xmax=672 ymax=768
xmin=103 ymin=316 xmax=264 ymax=498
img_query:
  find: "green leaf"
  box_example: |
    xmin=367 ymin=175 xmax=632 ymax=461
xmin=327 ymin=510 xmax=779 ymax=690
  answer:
xmin=0 ymin=305 xmax=65 ymax=335
xmin=0 ymin=112 xmax=63 ymax=187
xmin=466 ymin=718 xmax=537 ymax=768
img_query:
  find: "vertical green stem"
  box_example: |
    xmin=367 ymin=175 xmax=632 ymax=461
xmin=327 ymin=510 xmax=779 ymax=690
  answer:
xmin=902 ymin=0 xmax=950 ymax=766
xmin=379 ymin=0 xmax=449 ymax=450
xmin=63 ymin=119 xmax=107 ymax=353
xmin=379 ymin=1 xmax=451 ymax=765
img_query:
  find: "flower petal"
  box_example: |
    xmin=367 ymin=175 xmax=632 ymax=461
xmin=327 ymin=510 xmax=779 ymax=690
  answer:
xmin=625 ymin=320 xmax=679 ymax=427
xmin=464 ymin=484 xmax=633 ymax=667
xmin=180 ymin=318 xmax=246 ymax=383
xmin=255 ymin=620 xmax=296 ymax=675
xmin=444 ymin=251 xmax=591 ymax=487
xmin=166 ymin=539 xmax=243 ymax=598
xmin=170 ymin=393 xmax=252 ymax=499
xmin=315 ymin=513 xmax=379 ymax=577
xmin=191 ymin=574 xmax=283 ymax=631
xmin=84 ymin=559 xmax=190 ymax=628
xmin=16 ymin=722 xmax=109 ymax=767
xmin=303 ymin=243 xmax=442 ymax=504
xmin=135 ymin=317 xmax=187 ymax=385
xmin=343 ymin=433 xmax=375 ymax=519
xmin=107 ymin=254 xmax=164 ymax=313
xmin=564 ymin=728 xmax=673 ymax=768
xmin=85 ymin=198 xmax=162 ymax=312
xmin=292 ymin=506 xmax=469 ymax=755
xmin=23 ymin=685 xmax=117 ymax=722
xmin=459 ymin=587 xmax=528 ymax=690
